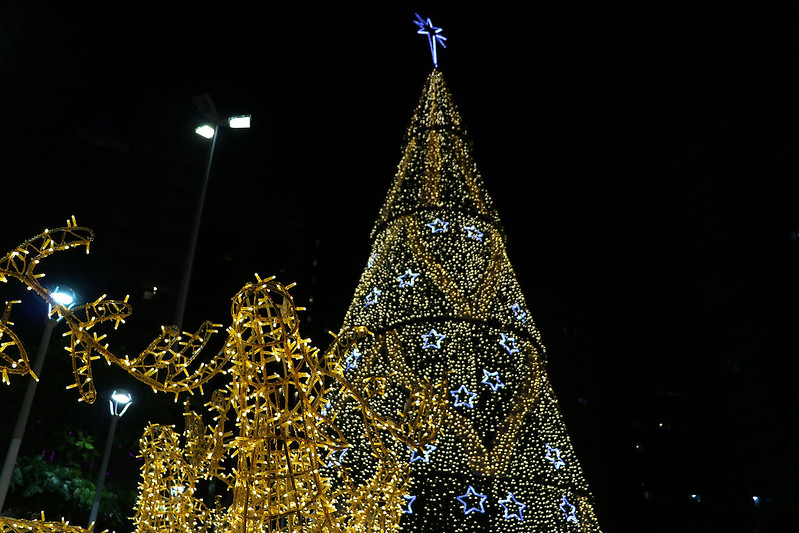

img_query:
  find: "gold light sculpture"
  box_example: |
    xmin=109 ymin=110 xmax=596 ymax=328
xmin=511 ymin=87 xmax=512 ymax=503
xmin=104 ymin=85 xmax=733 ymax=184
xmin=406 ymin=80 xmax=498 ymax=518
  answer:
xmin=326 ymin=70 xmax=603 ymax=532
xmin=0 ymin=223 xmax=448 ymax=533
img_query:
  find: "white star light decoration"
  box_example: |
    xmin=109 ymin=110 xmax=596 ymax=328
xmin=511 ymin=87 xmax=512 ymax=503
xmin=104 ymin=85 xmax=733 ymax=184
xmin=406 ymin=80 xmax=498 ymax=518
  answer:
xmin=463 ymin=224 xmax=484 ymax=242
xmin=410 ymin=444 xmax=437 ymax=463
xmin=326 ymin=449 xmax=347 ymax=468
xmin=499 ymin=492 xmax=526 ymax=521
xmin=364 ymin=287 xmax=381 ymax=307
xmin=421 ymin=328 xmax=446 ymax=349
xmin=413 ymin=13 xmax=447 ymax=67
xmin=456 ymin=486 xmax=488 ymax=515
xmin=499 ymin=332 xmax=520 ymax=355
xmin=397 ymin=268 xmax=420 ymax=288
xmin=450 ymin=384 xmax=478 ymax=408
xmin=425 ymin=217 xmax=449 ymax=233
xmin=481 ymin=369 xmax=505 ymax=391
xmin=367 ymin=252 xmax=377 ymax=268
xmin=559 ymin=496 xmax=579 ymax=523
xmin=510 ymin=302 xmax=528 ymax=323
xmin=545 ymin=443 xmax=566 ymax=470
xmin=403 ymin=495 xmax=416 ymax=514
xmin=345 ymin=347 xmax=362 ymax=372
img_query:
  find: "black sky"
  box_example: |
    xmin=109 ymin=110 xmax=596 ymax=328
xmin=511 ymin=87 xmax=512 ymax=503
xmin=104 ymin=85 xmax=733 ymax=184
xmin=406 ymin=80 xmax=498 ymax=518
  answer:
xmin=2 ymin=2 xmax=799 ymax=531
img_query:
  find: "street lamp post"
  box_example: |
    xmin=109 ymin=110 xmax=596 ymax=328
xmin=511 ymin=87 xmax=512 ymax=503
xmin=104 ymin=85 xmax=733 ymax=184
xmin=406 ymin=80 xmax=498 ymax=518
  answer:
xmin=0 ymin=288 xmax=77 ymax=513
xmin=87 ymin=390 xmax=132 ymax=529
xmin=173 ymin=94 xmax=250 ymax=329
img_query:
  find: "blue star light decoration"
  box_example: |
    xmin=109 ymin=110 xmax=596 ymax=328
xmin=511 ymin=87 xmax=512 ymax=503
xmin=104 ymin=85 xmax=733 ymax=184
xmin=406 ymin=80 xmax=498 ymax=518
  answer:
xmin=559 ymin=496 xmax=579 ymax=524
xmin=344 ymin=347 xmax=362 ymax=372
xmin=403 ymin=495 xmax=416 ymax=514
xmin=425 ymin=217 xmax=449 ymax=233
xmin=510 ymin=302 xmax=528 ymax=323
xmin=499 ymin=332 xmax=520 ymax=355
xmin=367 ymin=252 xmax=377 ymax=268
xmin=463 ymin=224 xmax=484 ymax=242
xmin=326 ymin=449 xmax=347 ymax=468
xmin=545 ymin=443 xmax=566 ymax=470
xmin=397 ymin=268 xmax=420 ymax=288
xmin=413 ymin=13 xmax=447 ymax=68
xmin=499 ymin=492 xmax=526 ymax=521
xmin=450 ymin=385 xmax=478 ymax=408
xmin=481 ymin=369 xmax=505 ymax=391
xmin=410 ymin=444 xmax=437 ymax=463
xmin=456 ymin=486 xmax=488 ymax=515
xmin=364 ymin=286 xmax=381 ymax=307
xmin=421 ymin=328 xmax=446 ymax=349
xmin=320 ymin=401 xmax=331 ymax=416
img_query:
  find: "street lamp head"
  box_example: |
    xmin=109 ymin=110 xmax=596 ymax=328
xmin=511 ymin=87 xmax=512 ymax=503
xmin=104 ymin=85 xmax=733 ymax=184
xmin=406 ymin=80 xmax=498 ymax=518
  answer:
xmin=228 ymin=115 xmax=251 ymax=129
xmin=195 ymin=124 xmax=216 ymax=139
xmin=109 ymin=389 xmax=133 ymax=417
xmin=47 ymin=285 xmax=79 ymax=319
xmin=51 ymin=290 xmax=74 ymax=306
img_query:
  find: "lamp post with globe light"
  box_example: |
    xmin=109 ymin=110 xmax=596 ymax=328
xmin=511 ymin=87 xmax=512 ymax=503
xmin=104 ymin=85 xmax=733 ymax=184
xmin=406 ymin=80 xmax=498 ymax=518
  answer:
xmin=87 ymin=390 xmax=132 ymax=529
xmin=0 ymin=286 xmax=78 ymax=513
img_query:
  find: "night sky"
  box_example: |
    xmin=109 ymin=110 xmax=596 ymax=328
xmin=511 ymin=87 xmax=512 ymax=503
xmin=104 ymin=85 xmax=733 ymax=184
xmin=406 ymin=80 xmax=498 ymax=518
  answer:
xmin=2 ymin=2 xmax=798 ymax=531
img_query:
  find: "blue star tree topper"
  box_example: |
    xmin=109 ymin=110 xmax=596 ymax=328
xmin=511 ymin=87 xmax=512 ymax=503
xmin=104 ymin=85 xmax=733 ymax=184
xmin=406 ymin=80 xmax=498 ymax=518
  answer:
xmin=414 ymin=13 xmax=447 ymax=67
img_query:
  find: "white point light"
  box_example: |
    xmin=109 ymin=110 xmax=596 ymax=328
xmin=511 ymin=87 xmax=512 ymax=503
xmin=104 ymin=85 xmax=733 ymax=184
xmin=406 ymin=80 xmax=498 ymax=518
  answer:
xmin=52 ymin=291 xmax=74 ymax=306
xmin=195 ymin=125 xmax=216 ymax=139
xmin=228 ymin=115 xmax=251 ymax=129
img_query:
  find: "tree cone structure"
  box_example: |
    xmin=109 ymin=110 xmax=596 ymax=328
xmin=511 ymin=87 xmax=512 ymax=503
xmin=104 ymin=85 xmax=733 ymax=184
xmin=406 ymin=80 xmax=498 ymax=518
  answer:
xmin=327 ymin=69 xmax=602 ymax=532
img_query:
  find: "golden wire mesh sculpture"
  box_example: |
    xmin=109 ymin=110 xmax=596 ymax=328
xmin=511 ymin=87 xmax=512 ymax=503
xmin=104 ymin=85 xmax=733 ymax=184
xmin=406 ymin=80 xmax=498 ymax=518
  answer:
xmin=0 ymin=221 xmax=448 ymax=533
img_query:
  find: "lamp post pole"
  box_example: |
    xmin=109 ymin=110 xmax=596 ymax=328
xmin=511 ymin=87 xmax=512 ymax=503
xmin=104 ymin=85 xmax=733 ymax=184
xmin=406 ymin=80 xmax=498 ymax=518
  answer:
xmin=0 ymin=287 xmax=76 ymax=513
xmin=174 ymin=123 xmax=218 ymax=329
xmin=0 ymin=317 xmax=57 ymax=513
xmin=87 ymin=391 xmax=132 ymax=529
xmin=173 ymin=99 xmax=250 ymax=329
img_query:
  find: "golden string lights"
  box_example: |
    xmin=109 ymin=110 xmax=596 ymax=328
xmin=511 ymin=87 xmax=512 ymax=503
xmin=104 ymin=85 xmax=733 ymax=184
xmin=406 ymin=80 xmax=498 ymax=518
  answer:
xmin=0 ymin=224 xmax=448 ymax=533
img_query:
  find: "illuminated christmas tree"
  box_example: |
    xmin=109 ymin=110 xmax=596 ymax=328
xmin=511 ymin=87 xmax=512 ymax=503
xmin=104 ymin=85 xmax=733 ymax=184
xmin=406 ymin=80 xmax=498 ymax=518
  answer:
xmin=327 ymin=68 xmax=602 ymax=532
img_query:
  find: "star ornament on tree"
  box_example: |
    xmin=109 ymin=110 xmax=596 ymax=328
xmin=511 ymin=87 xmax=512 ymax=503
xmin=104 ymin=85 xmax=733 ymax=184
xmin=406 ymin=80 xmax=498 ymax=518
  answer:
xmin=450 ymin=384 xmax=478 ymax=408
xmin=499 ymin=492 xmax=526 ymax=521
xmin=425 ymin=217 xmax=449 ymax=233
xmin=463 ymin=224 xmax=484 ymax=242
xmin=397 ymin=268 xmax=420 ymax=288
xmin=545 ymin=443 xmax=566 ymax=470
xmin=559 ymin=495 xmax=579 ymax=523
xmin=410 ymin=444 xmax=437 ymax=463
xmin=456 ymin=486 xmax=488 ymax=515
xmin=421 ymin=328 xmax=446 ymax=349
xmin=326 ymin=448 xmax=347 ymax=468
xmin=413 ymin=13 xmax=447 ymax=67
xmin=499 ymin=332 xmax=520 ymax=355
xmin=403 ymin=495 xmax=416 ymax=514
xmin=364 ymin=286 xmax=381 ymax=307
xmin=510 ymin=302 xmax=528 ymax=323
xmin=481 ymin=369 xmax=505 ymax=391
xmin=345 ymin=347 xmax=362 ymax=372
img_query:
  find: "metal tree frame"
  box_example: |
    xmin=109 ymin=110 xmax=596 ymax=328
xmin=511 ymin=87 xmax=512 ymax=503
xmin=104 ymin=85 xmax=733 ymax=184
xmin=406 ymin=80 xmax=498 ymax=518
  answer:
xmin=0 ymin=221 xmax=448 ymax=533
